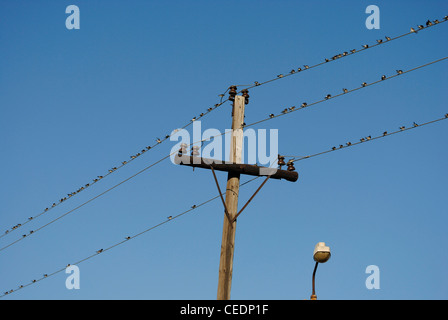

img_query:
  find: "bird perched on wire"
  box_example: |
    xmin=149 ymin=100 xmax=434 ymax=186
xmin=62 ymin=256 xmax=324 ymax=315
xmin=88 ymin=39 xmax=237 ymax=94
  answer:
xmin=167 ymin=216 xmax=172 ymax=220
xmin=362 ymin=44 xmax=369 ymax=49
xmin=301 ymin=102 xmax=307 ymax=107
xmin=400 ymin=126 xmax=405 ymax=130
xmin=413 ymin=122 xmax=419 ymax=127
xmin=325 ymin=94 xmax=331 ymax=100
xmin=396 ymin=70 xmax=403 ymax=75
xmin=269 ymin=114 xmax=275 ymax=118
xmin=343 ymin=88 xmax=348 ymax=93
xmin=410 ymin=27 xmax=417 ymax=33
xmin=362 ymin=82 xmax=367 ymax=87
xmin=385 ymin=36 xmax=391 ymax=41
xmin=96 ymin=249 xmax=103 ymax=254
xmin=383 ymin=131 xmax=388 ymax=136
xmin=418 ymin=25 xmax=424 ymax=29
xmin=381 ymin=75 xmax=386 ymax=80
xmin=376 ymin=39 xmax=383 ymax=44
xmin=426 ymin=20 xmax=433 ymax=26
xmin=332 ymin=146 xmax=337 ymax=151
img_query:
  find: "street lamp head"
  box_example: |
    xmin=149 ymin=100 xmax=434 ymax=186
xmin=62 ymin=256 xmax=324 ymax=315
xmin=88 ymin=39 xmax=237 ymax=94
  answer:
xmin=313 ymin=242 xmax=331 ymax=263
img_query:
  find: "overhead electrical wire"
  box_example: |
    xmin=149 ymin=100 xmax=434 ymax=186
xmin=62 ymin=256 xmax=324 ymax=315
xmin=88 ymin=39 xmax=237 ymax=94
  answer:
xmin=3 ymin=16 xmax=446 ymax=240
xmin=0 ymin=176 xmax=260 ymax=298
xmin=3 ymin=112 xmax=447 ymax=298
xmin=0 ymin=94 xmax=231 ymax=240
xmin=282 ymin=114 xmax=448 ymax=162
xmin=236 ymin=15 xmax=448 ymax=93
xmin=242 ymin=56 xmax=448 ymax=129
xmin=2 ymin=54 xmax=446 ymax=252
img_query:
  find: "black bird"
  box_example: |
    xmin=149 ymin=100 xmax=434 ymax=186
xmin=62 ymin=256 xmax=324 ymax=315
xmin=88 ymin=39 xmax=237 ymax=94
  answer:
xmin=325 ymin=94 xmax=331 ymax=100
xmin=297 ymin=67 xmax=302 ymax=72
xmin=346 ymin=142 xmax=352 ymax=146
xmin=413 ymin=122 xmax=419 ymax=127
xmin=360 ymin=138 xmax=365 ymax=142
xmin=125 ymin=236 xmax=131 ymax=240
xmin=400 ymin=126 xmax=405 ymax=130
xmin=290 ymin=69 xmax=296 ymax=74
xmin=426 ymin=20 xmax=433 ymax=26
xmin=362 ymin=82 xmax=367 ymax=87
xmin=418 ymin=25 xmax=424 ymax=29
xmin=396 ymin=70 xmax=403 ymax=75
xmin=445 ymin=113 xmax=448 ymax=118
xmin=362 ymin=44 xmax=369 ymax=49
xmin=282 ymin=108 xmax=288 ymax=114
xmin=377 ymin=39 xmax=383 ymax=44
xmin=383 ymin=131 xmax=388 ymax=136
xmin=410 ymin=27 xmax=417 ymax=33
xmin=385 ymin=36 xmax=391 ymax=41
xmin=350 ymin=49 xmax=356 ymax=53
xmin=301 ymin=102 xmax=307 ymax=107
xmin=277 ymin=74 xmax=284 ymax=78
xmin=269 ymin=114 xmax=275 ymax=118
xmin=254 ymin=81 xmax=260 ymax=86
xmin=366 ymin=136 xmax=371 ymax=140
xmin=343 ymin=88 xmax=348 ymax=93
xmin=339 ymin=145 xmax=344 ymax=149
xmin=167 ymin=216 xmax=173 ymax=220
xmin=156 ymin=138 xmax=161 ymax=143
xmin=381 ymin=75 xmax=386 ymax=80
xmin=304 ymin=65 xmax=309 ymax=69
xmin=191 ymin=205 xmax=197 ymax=209
xmin=96 ymin=249 xmax=103 ymax=254
xmin=332 ymin=146 xmax=337 ymax=151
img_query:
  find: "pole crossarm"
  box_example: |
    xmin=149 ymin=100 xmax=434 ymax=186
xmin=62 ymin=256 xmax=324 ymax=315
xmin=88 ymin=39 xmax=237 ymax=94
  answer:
xmin=174 ymin=155 xmax=299 ymax=182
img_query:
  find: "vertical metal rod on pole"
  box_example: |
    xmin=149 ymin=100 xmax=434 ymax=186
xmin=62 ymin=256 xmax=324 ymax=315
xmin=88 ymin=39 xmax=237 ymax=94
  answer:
xmin=217 ymin=95 xmax=245 ymax=300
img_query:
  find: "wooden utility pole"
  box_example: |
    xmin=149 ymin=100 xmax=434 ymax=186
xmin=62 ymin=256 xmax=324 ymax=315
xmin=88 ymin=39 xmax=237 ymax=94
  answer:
xmin=217 ymin=94 xmax=245 ymax=300
xmin=174 ymin=88 xmax=298 ymax=300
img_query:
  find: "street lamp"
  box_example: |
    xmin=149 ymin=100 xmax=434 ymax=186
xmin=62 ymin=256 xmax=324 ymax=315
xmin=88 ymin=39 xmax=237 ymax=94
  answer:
xmin=310 ymin=242 xmax=331 ymax=300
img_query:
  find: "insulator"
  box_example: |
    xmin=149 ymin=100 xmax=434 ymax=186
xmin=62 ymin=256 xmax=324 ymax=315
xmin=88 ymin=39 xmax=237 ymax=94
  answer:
xmin=241 ymin=89 xmax=250 ymax=105
xmin=178 ymin=143 xmax=188 ymax=156
xmin=191 ymin=146 xmax=200 ymax=156
xmin=286 ymin=160 xmax=295 ymax=172
xmin=277 ymin=155 xmax=286 ymax=167
xmin=228 ymin=86 xmax=237 ymax=101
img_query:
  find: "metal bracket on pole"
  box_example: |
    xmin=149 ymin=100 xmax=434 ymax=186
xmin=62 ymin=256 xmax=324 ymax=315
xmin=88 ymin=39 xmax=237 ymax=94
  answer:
xmin=232 ymin=175 xmax=270 ymax=223
xmin=210 ymin=166 xmax=234 ymax=227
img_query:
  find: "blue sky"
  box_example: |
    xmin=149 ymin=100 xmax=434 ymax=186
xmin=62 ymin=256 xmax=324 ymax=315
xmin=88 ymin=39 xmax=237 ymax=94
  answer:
xmin=0 ymin=0 xmax=447 ymax=300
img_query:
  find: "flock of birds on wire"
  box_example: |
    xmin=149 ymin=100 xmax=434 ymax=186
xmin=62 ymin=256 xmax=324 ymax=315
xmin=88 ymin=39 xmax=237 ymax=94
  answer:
xmin=2 ymin=15 xmax=448 ymax=298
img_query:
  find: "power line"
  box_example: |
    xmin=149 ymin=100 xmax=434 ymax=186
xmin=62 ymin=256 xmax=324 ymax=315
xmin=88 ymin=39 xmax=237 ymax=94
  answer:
xmin=236 ymin=15 xmax=447 ymax=93
xmin=4 ymin=113 xmax=446 ymax=298
xmin=0 ymin=176 xmax=260 ymax=298
xmin=3 ymin=54 xmax=446 ymax=252
xmin=243 ymin=56 xmax=448 ymax=129
xmin=282 ymin=114 xmax=448 ymax=162
xmin=0 ymin=95 xmax=231 ymax=240
xmin=0 ymin=127 xmax=238 ymax=253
